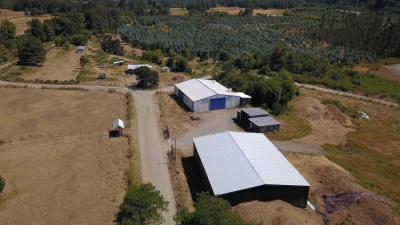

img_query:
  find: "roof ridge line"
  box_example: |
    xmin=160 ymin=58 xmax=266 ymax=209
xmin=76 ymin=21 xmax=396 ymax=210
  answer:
xmin=195 ymin=78 xmax=217 ymax=95
xmin=228 ymin=131 xmax=264 ymax=184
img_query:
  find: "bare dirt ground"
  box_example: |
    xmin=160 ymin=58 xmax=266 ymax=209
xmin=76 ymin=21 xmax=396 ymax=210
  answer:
xmin=234 ymin=153 xmax=400 ymax=225
xmin=354 ymin=65 xmax=400 ymax=81
xmin=0 ymin=87 xmax=129 ymax=224
xmin=0 ymin=9 xmax=53 ymax=35
xmin=20 ymin=47 xmax=81 ymax=81
xmin=292 ymin=96 xmax=355 ymax=145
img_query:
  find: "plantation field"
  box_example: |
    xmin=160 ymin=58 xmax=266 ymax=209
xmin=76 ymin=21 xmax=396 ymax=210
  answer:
xmin=0 ymin=87 xmax=129 ymax=224
xmin=0 ymin=9 xmax=52 ymax=35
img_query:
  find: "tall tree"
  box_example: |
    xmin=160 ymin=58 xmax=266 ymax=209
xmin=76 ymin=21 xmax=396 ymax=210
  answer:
xmin=114 ymin=183 xmax=168 ymax=224
xmin=0 ymin=44 xmax=11 ymax=62
xmin=18 ymin=36 xmax=46 ymax=64
xmin=27 ymin=18 xmax=43 ymax=39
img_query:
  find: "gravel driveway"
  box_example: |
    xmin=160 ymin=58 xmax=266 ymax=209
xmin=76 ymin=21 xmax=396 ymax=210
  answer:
xmin=176 ymin=108 xmax=324 ymax=155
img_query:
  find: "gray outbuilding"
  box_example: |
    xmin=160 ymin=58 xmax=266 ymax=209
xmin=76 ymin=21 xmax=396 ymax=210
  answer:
xmin=174 ymin=79 xmax=250 ymax=112
xmin=237 ymin=108 xmax=280 ymax=133
xmin=193 ymin=131 xmax=310 ymax=208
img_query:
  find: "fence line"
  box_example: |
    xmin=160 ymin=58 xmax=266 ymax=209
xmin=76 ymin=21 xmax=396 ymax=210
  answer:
xmin=5 ymin=127 xmax=114 ymax=143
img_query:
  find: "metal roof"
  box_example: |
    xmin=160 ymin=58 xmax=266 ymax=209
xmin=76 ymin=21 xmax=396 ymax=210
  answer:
xmin=249 ymin=117 xmax=281 ymax=126
xmin=174 ymin=79 xmax=242 ymax=102
xmin=236 ymin=92 xmax=252 ymax=98
xmin=193 ymin=131 xmax=309 ymax=196
xmin=113 ymin=118 xmax=124 ymax=129
xmin=241 ymin=108 xmax=269 ymax=117
xmin=127 ymin=64 xmax=151 ymax=70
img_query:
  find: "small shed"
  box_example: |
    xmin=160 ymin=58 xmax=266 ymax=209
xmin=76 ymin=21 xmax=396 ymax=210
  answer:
xmin=126 ymin=64 xmax=152 ymax=74
xmin=161 ymin=66 xmax=170 ymax=72
xmin=249 ymin=117 xmax=281 ymax=133
xmin=113 ymin=118 xmax=124 ymax=136
xmin=113 ymin=60 xmax=124 ymax=67
xmin=76 ymin=46 xmax=84 ymax=53
xmin=237 ymin=108 xmax=280 ymax=133
xmin=236 ymin=92 xmax=252 ymax=106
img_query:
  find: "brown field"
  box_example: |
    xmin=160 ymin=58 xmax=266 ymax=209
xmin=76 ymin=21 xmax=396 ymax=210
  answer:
xmin=0 ymin=87 xmax=130 ymax=224
xmin=354 ymin=65 xmax=400 ymax=81
xmin=170 ymin=7 xmax=286 ymax=16
xmin=0 ymin=9 xmax=53 ymax=35
xmin=20 ymin=47 xmax=81 ymax=82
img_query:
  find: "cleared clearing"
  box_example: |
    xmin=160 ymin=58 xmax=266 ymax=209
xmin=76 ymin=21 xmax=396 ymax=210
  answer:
xmin=0 ymin=9 xmax=53 ymax=35
xmin=0 ymin=87 xmax=129 ymax=224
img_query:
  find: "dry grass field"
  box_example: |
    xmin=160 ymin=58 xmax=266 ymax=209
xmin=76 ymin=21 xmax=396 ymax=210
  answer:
xmin=0 ymin=9 xmax=53 ymax=35
xmin=0 ymin=87 xmax=130 ymax=224
xmin=170 ymin=7 xmax=286 ymax=16
xmin=20 ymin=47 xmax=81 ymax=82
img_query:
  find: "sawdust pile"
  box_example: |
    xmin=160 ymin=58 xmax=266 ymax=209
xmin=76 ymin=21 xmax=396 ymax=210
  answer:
xmin=292 ymin=96 xmax=355 ymax=145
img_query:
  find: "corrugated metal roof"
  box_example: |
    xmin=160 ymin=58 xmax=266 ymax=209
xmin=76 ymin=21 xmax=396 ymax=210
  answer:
xmin=174 ymin=79 xmax=216 ymax=101
xmin=236 ymin=92 xmax=252 ymax=98
xmin=241 ymin=108 xmax=269 ymax=117
xmin=175 ymin=79 xmax=243 ymax=102
xmin=249 ymin=117 xmax=281 ymax=126
xmin=193 ymin=131 xmax=309 ymax=196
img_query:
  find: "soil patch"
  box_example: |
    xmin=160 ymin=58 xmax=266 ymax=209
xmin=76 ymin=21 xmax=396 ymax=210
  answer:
xmin=0 ymin=87 xmax=129 ymax=224
xmin=292 ymin=96 xmax=355 ymax=145
xmin=354 ymin=65 xmax=400 ymax=81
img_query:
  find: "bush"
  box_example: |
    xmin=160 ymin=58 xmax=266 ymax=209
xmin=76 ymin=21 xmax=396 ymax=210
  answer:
xmin=0 ymin=175 xmax=5 ymax=193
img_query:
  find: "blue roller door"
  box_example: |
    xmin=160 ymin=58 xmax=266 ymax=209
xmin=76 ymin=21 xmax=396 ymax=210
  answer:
xmin=210 ymin=98 xmax=226 ymax=111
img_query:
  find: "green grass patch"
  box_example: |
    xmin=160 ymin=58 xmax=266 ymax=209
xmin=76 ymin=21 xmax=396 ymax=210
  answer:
xmin=321 ymin=99 xmax=360 ymax=118
xmin=87 ymin=52 xmax=109 ymax=65
xmin=265 ymin=104 xmax=311 ymax=140
xmin=0 ymin=139 xmax=5 ymax=145
xmin=324 ymin=141 xmax=400 ymax=213
xmin=76 ymin=69 xmax=97 ymax=82
xmin=126 ymin=92 xmax=134 ymax=128
xmin=125 ymin=134 xmax=141 ymax=186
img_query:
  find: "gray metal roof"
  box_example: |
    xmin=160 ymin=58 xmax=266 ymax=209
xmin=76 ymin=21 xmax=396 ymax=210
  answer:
xmin=193 ymin=131 xmax=309 ymax=196
xmin=249 ymin=117 xmax=281 ymax=127
xmin=174 ymin=79 xmax=243 ymax=102
xmin=241 ymin=108 xmax=269 ymax=117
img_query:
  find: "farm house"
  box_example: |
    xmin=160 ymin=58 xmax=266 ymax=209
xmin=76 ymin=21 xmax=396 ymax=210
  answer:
xmin=174 ymin=79 xmax=251 ymax=112
xmin=193 ymin=131 xmax=310 ymax=208
xmin=237 ymin=108 xmax=280 ymax=133
xmin=126 ymin=64 xmax=152 ymax=74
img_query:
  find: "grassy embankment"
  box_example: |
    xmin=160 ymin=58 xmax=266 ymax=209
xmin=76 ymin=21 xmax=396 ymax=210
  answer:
xmin=322 ymin=99 xmax=400 ymax=213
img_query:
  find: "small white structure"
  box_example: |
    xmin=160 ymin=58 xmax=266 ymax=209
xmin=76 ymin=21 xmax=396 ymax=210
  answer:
xmin=127 ymin=64 xmax=152 ymax=74
xmin=113 ymin=60 xmax=124 ymax=67
xmin=174 ymin=79 xmax=251 ymax=112
xmin=76 ymin=46 xmax=84 ymax=53
xmin=161 ymin=66 xmax=170 ymax=72
xmin=113 ymin=118 xmax=124 ymax=135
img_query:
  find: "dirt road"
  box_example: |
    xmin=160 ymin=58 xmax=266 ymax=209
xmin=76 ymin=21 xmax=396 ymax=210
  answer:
xmin=131 ymin=90 xmax=176 ymax=224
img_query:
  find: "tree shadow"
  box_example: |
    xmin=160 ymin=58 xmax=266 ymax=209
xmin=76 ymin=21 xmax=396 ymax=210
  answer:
xmin=168 ymin=93 xmax=193 ymax=113
xmin=181 ymin=155 xmax=207 ymax=202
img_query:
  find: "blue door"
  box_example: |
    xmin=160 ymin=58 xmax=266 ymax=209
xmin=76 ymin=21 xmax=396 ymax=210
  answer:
xmin=210 ymin=98 xmax=226 ymax=110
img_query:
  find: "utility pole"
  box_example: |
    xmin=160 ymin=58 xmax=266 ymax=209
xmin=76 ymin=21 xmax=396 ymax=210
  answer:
xmin=174 ymin=136 xmax=176 ymax=160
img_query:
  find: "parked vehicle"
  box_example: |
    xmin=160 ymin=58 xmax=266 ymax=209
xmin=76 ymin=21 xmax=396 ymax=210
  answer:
xmin=98 ymin=73 xmax=107 ymax=79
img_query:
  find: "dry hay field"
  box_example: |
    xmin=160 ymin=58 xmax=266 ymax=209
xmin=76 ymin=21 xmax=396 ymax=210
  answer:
xmin=0 ymin=87 xmax=130 ymax=224
xmin=354 ymin=65 xmax=400 ymax=81
xmin=0 ymin=9 xmax=53 ymax=35
xmin=170 ymin=7 xmax=285 ymax=16
xmin=20 ymin=47 xmax=81 ymax=82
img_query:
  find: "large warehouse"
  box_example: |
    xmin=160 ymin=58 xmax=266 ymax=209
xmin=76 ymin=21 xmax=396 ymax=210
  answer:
xmin=193 ymin=131 xmax=310 ymax=208
xmin=174 ymin=79 xmax=251 ymax=112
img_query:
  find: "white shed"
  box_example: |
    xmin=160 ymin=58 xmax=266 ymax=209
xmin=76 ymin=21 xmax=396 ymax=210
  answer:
xmin=174 ymin=79 xmax=247 ymax=112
